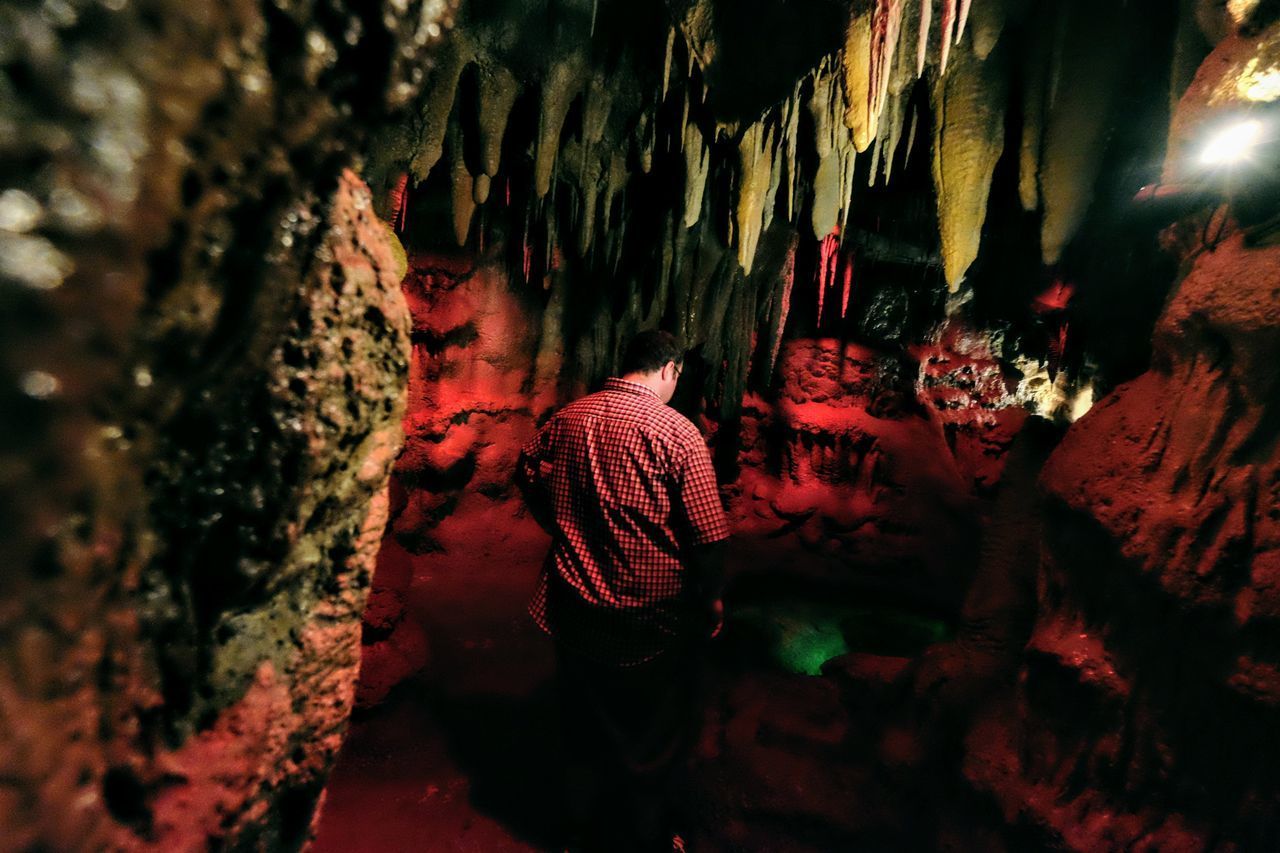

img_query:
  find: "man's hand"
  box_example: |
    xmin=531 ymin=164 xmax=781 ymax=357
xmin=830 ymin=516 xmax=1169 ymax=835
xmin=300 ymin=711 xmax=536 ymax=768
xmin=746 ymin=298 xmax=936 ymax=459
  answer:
xmin=687 ymin=540 xmax=726 ymax=640
xmin=707 ymin=598 xmax=725 ymax=639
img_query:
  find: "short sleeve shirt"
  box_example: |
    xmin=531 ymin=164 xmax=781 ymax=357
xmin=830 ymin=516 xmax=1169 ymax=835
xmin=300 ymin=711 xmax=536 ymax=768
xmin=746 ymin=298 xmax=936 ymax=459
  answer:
xmin=517 ymin=378 xmax=729 ymax=664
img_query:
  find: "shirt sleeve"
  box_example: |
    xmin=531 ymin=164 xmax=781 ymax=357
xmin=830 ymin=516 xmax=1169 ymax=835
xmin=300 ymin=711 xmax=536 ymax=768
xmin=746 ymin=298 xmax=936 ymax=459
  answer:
xmin=670 ymin=431 xmax=730 ymax=548
xmin=515 ymin=419 xmax=556 ymax=532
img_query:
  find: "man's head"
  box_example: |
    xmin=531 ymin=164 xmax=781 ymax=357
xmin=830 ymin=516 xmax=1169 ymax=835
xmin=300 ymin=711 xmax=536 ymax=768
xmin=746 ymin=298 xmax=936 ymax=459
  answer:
xmin=619 ymin=330 xmax=685 ymax=403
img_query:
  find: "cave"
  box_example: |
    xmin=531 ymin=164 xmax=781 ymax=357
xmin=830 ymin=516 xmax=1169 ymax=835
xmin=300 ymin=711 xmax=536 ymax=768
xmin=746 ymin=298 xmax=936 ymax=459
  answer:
xmin=2 ymin=0 xmax=1279 ymax=850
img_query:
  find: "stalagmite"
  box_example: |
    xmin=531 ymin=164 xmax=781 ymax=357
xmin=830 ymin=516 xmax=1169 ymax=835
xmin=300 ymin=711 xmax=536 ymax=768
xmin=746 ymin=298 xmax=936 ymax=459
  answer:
xmin=410 ymin=40 xmax=472 ymax=182
xmin=930 ymin=37 xmax=1007 ymax=290
xmin=736 ymin=119 xmax=775 ymax=275
xmin=535 ymin=55 xmax=587 ymax=199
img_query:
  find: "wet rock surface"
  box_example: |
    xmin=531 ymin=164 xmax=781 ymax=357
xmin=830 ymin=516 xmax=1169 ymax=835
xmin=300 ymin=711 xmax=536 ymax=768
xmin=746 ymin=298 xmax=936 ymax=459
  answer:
xmin=944 ymin=16 xmax=1280 ymax=851
xmin=0 ymin=1 xmax=450 ymax=848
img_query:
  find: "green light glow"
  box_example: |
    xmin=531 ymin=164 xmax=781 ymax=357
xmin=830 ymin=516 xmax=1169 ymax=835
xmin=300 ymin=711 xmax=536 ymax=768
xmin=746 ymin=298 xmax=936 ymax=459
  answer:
xmin=731 ymin=600 xmax=951 ymax=676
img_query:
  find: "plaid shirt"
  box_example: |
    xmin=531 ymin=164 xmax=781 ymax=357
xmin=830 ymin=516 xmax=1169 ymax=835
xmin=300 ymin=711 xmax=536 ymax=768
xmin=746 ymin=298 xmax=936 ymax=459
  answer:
xmin=517 ymin=378 xmax=729 ymax=665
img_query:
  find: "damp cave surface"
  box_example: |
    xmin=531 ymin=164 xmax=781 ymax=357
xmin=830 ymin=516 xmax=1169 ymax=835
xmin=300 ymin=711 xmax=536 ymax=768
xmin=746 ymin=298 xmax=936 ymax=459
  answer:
xmin=5 ymin=0 xmax=1280 ymax=851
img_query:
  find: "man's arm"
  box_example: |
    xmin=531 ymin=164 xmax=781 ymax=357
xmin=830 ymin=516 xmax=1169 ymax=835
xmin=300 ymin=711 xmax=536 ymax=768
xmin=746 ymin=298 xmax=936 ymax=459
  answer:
xmin=671 ymin=434 xmax=731 ymax=635
xmin=687 ymin=540 xmax=727 ymax=637
xmin=515 ymin=422 xmax=556 ymax=533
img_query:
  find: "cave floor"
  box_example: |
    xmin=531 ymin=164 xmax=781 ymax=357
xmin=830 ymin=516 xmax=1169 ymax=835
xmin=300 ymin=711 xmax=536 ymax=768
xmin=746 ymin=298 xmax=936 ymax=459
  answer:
xmin=311 ymin=530 xmax=995 ymax=852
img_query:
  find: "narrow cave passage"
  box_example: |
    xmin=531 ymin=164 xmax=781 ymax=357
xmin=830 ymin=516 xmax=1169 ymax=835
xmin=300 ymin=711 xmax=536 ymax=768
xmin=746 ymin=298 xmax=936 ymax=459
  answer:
xmin=302 ymin=1 xmax=1278 ymax=851
xmin=4 ymin=0 xmax=1280 ymax=851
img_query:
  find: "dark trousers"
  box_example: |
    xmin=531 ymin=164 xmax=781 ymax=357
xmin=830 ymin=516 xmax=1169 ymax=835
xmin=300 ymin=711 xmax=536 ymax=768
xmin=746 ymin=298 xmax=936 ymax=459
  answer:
xmin=555 ymin=640 xmax=704 ymax=852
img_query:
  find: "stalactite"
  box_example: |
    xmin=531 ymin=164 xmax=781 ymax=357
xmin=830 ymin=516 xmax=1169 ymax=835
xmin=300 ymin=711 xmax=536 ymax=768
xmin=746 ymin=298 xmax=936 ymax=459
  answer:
xmin=905 ymin=104 xmax=920 ymax=165
xmin=663 ymin=26 xmax=676 ymax=102
xmin=449 ymin=123 xmax=476 ymax=247
xmin=767 ymin=236 xmax=798 ymax=375
xmin=784 ymin=80 xmax=802 ymax=221
xmin=877 ymin=90 xmax=906 ymax=185
xmin=931 ymin=37 xmax=1007 ymax=290
xmin=817 ymin=229 xmax=841 ymax=323
xmin=865 ymin=0 xmax=903 ymax=144
xmin=602 ymin=152 xmax=628 ymax=240
xmin=957 ymin=0 xmax=973 ymax=42
xmin=650 ymin=210 xmax=677 ymax=327
xmin=410 ymin=40 xmax=473 ymax=182
xmin=809 ymin=65 xmax=855 ymax=239
xmin=869 ymin=131 xmax=884 ymax=186
xmin=636 ymin=107 xmax=656 ymax=174
xmin=840 ymin=254 xmax=854 ymax=318
xmin=473 ymin=173 xmax=491 ymax=205
xmin=1038 ymin=2 xmax=1128 ymax=265
xmin=476 ymin=62 xmax=520 ymax=179
xmin=1019 ymin=24 xmax=1049 ymax=212
xmin=917 ymin=0 xmax=933 ymax=77
xmin=735 ymin=118 xmax=775 ymax=275
xmin=838 ymin=137 xmax=857 ymax=236
xmin=763 ymin=129 xmax=785 ymax=231
xmin=940 ymin=0 xmax=956 ymax=74
xmin=968 ymin=0 xmax=1009 ymax=59
xmin=535 ymin=55 xmax=587 ymax=199
xmin=683 ymin=118 xmax=710 ymax=229
xmin=842 ymin=6 xmax=877 ymax=152
xmin=387 ymin=172 xmax=409 ymax=233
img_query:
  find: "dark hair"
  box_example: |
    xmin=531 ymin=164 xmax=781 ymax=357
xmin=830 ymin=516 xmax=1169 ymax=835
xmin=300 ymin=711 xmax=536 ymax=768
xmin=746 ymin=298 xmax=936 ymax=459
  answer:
xmin=620 ymin=330 xmax=684 ymax=375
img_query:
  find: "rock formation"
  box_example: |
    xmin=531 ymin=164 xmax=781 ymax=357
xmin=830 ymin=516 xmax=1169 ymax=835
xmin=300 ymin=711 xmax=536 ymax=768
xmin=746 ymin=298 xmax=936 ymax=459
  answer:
xmin=0 ymin=1 xmax=451 ymax=848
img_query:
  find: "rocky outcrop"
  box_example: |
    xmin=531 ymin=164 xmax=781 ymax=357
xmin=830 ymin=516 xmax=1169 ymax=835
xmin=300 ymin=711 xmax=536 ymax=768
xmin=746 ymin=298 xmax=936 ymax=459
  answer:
xmin=731 ymin=339 xmax=981 ymax=605
xmin=956 ymin=15 xmax=1280 ymax=849
xmin=0 ymin=1 xmax=449 ymax=848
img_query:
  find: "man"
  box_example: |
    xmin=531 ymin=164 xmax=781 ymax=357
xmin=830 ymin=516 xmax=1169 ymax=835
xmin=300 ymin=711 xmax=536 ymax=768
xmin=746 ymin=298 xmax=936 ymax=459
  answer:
xmin=515 ymin=330 xmax=729 ymax=852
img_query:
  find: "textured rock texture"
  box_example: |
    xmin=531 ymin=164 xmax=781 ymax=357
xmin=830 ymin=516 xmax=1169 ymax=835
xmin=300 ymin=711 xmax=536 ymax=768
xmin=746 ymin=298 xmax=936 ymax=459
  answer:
xmin=359 ymin=246 xmax=1035 ymax=704
xmin=0 ymin=1 xmax=450 ymax=848
xmin=730 ymin=339 xmax=980 ymax=605
xmin=952 ymin=15 xmax=1280 ymax=850
xmin=355 ymin=249 xmax=555 ymax=707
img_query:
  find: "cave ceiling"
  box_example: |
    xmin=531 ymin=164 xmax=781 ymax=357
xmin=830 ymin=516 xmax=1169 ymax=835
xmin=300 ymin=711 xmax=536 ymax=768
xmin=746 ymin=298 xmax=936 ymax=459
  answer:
xmin=366 ymin=0 xmax=1238 ymax=407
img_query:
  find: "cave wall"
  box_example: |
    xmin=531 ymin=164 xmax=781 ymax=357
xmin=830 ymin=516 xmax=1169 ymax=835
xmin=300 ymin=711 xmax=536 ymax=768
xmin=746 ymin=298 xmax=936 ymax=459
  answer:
xmin=356 ymin=240 xmax=1038 ymax=699
xmin=0 ymin=1 xmax=454 ymax=849
xmin=948 ymin=14 xmax=1280 ymax=850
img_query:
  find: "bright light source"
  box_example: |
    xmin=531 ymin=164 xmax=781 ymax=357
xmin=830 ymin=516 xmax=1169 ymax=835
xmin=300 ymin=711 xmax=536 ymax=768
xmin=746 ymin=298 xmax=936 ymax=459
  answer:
xmin=1200 ymin=119 xmax=1265 ymax=166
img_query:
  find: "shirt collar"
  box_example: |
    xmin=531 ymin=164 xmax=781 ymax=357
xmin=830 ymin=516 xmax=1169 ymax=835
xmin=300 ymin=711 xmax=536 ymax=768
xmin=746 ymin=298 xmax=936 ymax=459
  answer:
xmin=604 ymin=377 xmax=662 ymax=400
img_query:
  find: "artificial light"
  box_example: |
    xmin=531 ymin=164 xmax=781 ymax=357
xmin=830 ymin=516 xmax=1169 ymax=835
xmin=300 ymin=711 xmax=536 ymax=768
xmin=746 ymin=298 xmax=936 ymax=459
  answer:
xmin=1200 ymin=119 xmax=1265 ymax=166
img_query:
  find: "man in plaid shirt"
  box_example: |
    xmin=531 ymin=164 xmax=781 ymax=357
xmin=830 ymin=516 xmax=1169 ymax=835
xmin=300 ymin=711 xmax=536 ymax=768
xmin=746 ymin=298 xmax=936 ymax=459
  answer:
xmin=516 ymin=330 xmax=729 ymax=852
